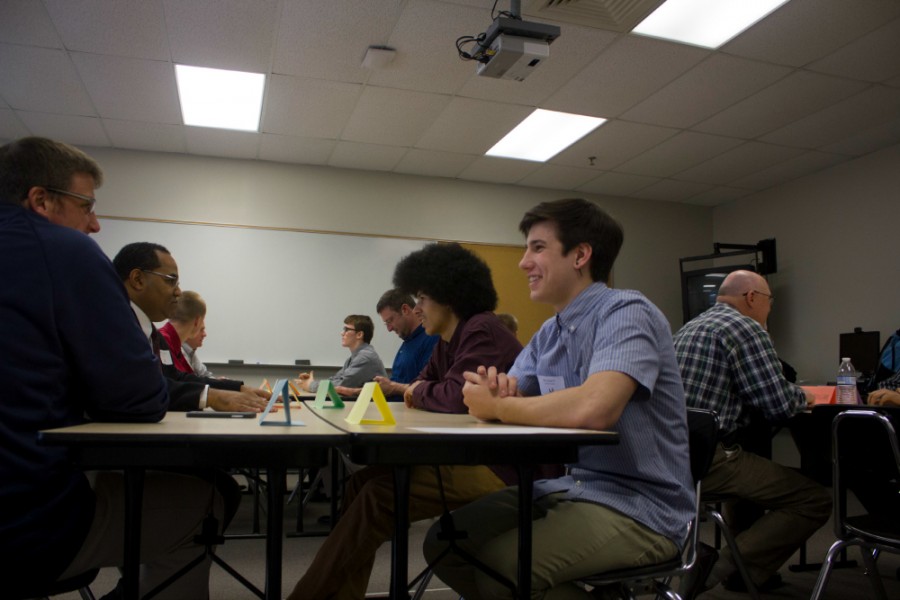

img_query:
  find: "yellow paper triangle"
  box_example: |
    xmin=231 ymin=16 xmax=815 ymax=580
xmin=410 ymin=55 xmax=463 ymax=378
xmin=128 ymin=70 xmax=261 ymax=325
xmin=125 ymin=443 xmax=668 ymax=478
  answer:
xmin=345 ymin=382 xmax=395 ymax=425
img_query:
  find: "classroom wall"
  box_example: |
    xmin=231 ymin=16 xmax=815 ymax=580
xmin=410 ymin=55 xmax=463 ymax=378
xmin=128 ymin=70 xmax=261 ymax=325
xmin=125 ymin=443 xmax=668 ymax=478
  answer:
xmin=86 ymin=147 xmax=713 ymax=365
xmin=713 ymin=142 xmax=900 ymax=384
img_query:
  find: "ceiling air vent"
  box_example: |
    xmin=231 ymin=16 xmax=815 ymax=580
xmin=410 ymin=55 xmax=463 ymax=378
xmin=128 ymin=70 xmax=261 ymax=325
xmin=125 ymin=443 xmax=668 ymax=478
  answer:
xmin=522 ymin=0 xmax=667 ymax=33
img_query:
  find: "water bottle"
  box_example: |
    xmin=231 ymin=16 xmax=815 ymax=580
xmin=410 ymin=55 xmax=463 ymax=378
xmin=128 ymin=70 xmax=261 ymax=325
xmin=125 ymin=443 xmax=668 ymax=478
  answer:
xmin=836 ymin=357 xmax=858 ymax=404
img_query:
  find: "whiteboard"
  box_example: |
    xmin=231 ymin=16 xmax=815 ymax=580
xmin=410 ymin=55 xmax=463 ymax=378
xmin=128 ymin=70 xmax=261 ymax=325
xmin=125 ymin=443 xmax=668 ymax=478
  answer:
xmin=93 ymin=218 xmax=428 ymax=366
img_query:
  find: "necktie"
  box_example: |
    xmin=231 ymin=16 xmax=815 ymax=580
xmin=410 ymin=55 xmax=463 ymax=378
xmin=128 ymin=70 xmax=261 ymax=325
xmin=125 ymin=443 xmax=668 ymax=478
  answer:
xmin=150 ymin=325 xmax=163 ymax=367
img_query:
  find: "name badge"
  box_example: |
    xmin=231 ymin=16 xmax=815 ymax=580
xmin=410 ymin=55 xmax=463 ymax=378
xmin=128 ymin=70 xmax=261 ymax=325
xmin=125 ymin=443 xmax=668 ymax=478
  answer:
xmin=538 ymin=375 xmax=565 ymax=395
xmin=159 ymin=349 xmax=174 ymax=366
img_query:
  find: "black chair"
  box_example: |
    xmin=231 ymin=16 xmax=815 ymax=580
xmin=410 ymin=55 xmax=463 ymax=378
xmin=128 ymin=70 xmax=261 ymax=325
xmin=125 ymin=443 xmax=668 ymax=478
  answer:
xmin=11 ymin=568 xmax=98 ymax=600
xmin=578 ymin=408 xmax=719 ymax=600
xmin=810 ymin=409 xmax=900 ymax=600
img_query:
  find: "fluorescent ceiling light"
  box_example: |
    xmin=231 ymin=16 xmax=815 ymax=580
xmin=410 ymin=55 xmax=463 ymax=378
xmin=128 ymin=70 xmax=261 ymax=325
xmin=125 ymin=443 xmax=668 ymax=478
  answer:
xmin=632 ymin=0 xmax=791 ymax=49
xmin=486 ymin=109 xmax=606 ymax=162
xmin=175 ymin=65 xmax=265 ymax=131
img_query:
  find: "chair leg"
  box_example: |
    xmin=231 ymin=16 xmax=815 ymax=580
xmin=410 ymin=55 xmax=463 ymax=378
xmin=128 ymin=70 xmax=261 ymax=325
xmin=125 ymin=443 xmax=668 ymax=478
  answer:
xmin=78 ymin=587 xmax=97 ymax=600
xmin=707 ymin=507 xmax=759 ymax=600
xmin=811 ymin=539 xmax=851 ymax=600
xmin=410 ymin=567 xmax=434 ymax=600
xmin=859 ymin=544 xmax=889 ymax=600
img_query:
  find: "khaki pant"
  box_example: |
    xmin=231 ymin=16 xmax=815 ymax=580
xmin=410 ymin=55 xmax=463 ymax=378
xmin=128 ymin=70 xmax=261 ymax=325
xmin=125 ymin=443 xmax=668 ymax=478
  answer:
xmin=425 ymin=488 xmax=679 ymax=600
xmin=287 ymin=464 xmax=505 ymax=600
xmin=59 ymin=471 xmax=223 ymax=599
xmin=701 ymin=443 xmax=831 ymax=584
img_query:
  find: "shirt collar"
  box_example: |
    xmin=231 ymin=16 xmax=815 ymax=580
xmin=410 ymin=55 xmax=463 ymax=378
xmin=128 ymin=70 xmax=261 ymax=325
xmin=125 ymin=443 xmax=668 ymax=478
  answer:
xmin=556 ymin=281 xmax=609 ymax=331
xmin=131 ymin=301 xmax=154 ymax=342
xmin=404 ymin=324 xmax=426 ymax=341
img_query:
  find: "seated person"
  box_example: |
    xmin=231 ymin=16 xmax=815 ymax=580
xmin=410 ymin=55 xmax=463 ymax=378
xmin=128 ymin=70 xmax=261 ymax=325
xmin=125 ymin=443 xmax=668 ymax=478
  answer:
xmin=370 ymin=288 xmax=439 ymax=401
xmin=159 ymin=290 xmax=206 ymax=374
xmin=496 ymin=312 xmax=518 ymax=336
xmin=674 ymin=270 xmax=831 ymax=594
xmin=295 ymin=314 xmax=387 ymax=396
xmin=425 ymin=199 xmax=694 ymax=600
xmin=286 ymin=243 xmax=528 ymax=600
xmin=1 ymin=136 xmax=223 ymax=598
xmin=113 ymin=242 xmax=270 ymax=413
xmin=183 ymin=323 xmax=214 ymax=377
xmin=868 ymin=370 xmax=900 ymax=406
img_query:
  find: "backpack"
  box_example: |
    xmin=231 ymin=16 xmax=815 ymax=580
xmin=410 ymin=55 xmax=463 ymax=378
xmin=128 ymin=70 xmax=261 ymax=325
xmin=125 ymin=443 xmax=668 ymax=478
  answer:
xmin=873 ymin=329 xmax=900 ymax=384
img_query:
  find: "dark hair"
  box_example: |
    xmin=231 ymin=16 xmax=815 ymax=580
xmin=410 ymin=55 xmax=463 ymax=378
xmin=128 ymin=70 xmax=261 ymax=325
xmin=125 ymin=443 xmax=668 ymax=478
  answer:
xmin=519 ymin=198 xmax=623 ymax=283
xmin=113 ymin=242 xmax=171 ymax=281
xmin=393 ymin=243 xmax=497 ymax=320
xmin=0 ymin=137 xmax=103 ymax=205
xmin=345 ymin=314 xmax=375 ymax=343
xmin=376 ymin=288 xmax=416 ymax=313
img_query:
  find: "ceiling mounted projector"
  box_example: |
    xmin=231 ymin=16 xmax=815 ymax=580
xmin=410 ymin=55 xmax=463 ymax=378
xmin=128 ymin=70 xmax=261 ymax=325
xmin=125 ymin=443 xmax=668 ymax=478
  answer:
xmin=463 ymin=16 xmax=561 ymax=82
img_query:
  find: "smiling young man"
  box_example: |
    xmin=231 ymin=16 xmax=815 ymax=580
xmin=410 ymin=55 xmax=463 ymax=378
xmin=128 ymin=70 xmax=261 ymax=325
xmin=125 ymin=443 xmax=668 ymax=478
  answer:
xmin=287 ymin=243 xmax=529 ymax=600
xmin=424 ymin=199 xmax=694 ymax=600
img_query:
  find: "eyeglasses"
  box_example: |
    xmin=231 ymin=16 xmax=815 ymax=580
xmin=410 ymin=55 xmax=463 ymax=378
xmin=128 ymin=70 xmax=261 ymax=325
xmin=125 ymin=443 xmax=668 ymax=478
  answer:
xmin=342 ymin=327 xmax=358 ymax=334
xmin=45 ymin=187 xmax=96 ymax=215
xmin=744 ymin=290 xmax=775 ymax=304
xmin=141 ymin=269 xmax=179 ymax=287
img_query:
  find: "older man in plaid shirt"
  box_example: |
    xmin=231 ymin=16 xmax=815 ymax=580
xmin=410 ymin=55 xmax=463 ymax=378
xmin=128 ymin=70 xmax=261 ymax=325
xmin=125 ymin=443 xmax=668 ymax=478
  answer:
xmin=674 ymin=269 xmax=830 ymax=596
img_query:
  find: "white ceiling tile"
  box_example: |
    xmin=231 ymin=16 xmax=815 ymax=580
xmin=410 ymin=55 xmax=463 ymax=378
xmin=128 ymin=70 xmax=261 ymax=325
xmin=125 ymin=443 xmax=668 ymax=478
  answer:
xmin=0 ymin=108 xmax=30 ymax=140
xmin=632 ymin=179 xmax=713 ymax=203
xmin=16 ymin=112 xmax=109 ymax=146
xmin=0 ymin=44 xmax=96 ymax=115
xmin=723 ymin=0 xmax=900 ymax=67
xmin=184 ymin=127 xmax=260 ymax=159
xmin=258 ymin=134 xmax=336 ymax=165
xmin=551 ymin=120 xmax=679 ymax=170
xmin=163 ymin=0 xmax=278 ymax=72
xmin=341 ymin=86 xmax=451 ymax=146
xmin=674 ymin=142 xmax=806 ymax=186
xmin=0 ymin=0 xmax=60 ymax=46
xmin=456 ymin=23 xmax=618 ymax=106
xmin=807 ymin=18 xmax=900 ymax=83
xmin=684 ymin=186 xmax=755 ymax=207
xmin=393 ymin=149 xmax=476 ymax=179
xmin=328 ymin=141 xmax=407 ymax=172
xmin=576 ymin=171 xmax=658 ymax=196
xmin=44 ymin=0 xmax=169 ymax=60
xmin=517 ymin=164 xmax=603 ymax=191
xmin=416 ymin=97 xmax=532 ymax=154
xmin=693 ymin=70 xmax=868 ymax=139
xmin=760 ymin=86 xmax=900 ymax=149
xmin=458 ymin=156 xmax=540 ymax=185
xmin=273 ymin=0 xmax=405 ymax=83
xmin=616 ymin=131 xmax=745 ymax=178
xmin=731 ymin=150 xmax=848 ymax=190
xmin=367 ymin=0 xmax=486 ymax=95
xmin=622 ymin=54 xmax=792 ymax=129
xmin=543 ymin=35 xmax=709 ymax=118
xmin=262 ymin=76 xmax=362 ymax=139
xmin=104 ymin=119 xmax=186 ymax=154
xmin=820 ymin=115 xmax=900 ymax=157
xmin=71 ymin=53 xmax=180 ymax=123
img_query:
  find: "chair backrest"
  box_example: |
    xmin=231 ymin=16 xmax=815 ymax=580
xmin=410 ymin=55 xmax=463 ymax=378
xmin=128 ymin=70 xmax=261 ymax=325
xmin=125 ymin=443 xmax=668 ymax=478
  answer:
xmin=831 ymin=409 xmax=900 ymax=539
xmin=686 ymin=407 xmax=719 ymax=484
xmin=9 ymin=568 xmax=98 ymax=600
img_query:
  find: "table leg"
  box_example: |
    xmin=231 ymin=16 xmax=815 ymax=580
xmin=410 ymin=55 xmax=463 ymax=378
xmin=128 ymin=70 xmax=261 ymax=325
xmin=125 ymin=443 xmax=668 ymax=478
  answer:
xmin=124 ymin=468 xmax=145 ymax=600
xmin=516 ymin=465 xmax=533 ymax=600
xmin=266 ymin=466 xmax=286 ymax=600
xmin=391 ymin=465 xmax=411 ymax=600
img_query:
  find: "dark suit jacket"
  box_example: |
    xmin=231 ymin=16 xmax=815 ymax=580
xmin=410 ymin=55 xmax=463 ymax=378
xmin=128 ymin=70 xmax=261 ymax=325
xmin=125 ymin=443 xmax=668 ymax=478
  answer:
xmin=157 ymin=331 xmax=243 ymax=411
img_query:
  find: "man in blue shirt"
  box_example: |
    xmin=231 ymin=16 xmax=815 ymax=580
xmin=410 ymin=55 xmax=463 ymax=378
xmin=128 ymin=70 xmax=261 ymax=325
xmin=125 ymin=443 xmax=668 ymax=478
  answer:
xmin=373 ymin=288 xmax=439 ymax=401
xmin=425 ymin=198 xmax=694 ymax=599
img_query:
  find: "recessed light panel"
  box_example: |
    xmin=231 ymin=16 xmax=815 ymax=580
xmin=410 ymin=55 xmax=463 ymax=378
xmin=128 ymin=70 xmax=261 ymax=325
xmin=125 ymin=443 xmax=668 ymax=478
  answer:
xmin=175 ymin=65 xmax=265 ymax=131
xmin=633 ymin=0 xmax=791 ymax=49
xmin=486 ymin=109 xmax=606 ymax=162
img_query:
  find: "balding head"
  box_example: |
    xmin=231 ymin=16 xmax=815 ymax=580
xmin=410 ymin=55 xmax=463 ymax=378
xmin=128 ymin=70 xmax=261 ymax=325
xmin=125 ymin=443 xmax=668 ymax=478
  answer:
xmin=716 ymin=269 xmax=774 ymax=327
